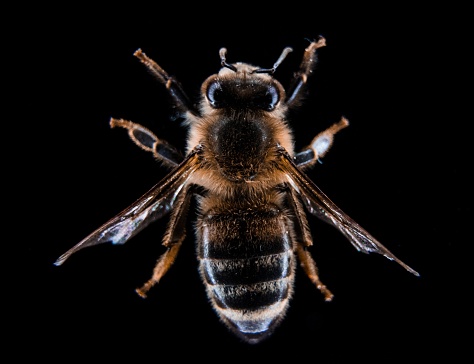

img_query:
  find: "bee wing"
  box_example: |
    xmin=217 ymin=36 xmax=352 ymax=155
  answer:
xmin=54 ymin=149 xmax=201 ymax=266
xmin=279 ymin=150 xmax=419 ymax=276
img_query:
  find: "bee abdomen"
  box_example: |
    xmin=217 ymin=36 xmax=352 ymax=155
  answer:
xmin=197 ymin=205 xmax=295 ymax=342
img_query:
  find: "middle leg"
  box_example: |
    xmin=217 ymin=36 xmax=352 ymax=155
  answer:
xmin=110 ymin=117 xmax=183 ymax=167
xmin=294 ymin=117 xmax=349 ymax=168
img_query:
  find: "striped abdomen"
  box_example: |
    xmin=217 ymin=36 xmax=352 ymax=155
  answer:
xmin=197 ymin=205 xmax=295 ymax=344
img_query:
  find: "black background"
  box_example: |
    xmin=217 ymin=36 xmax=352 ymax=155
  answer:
xmin=12 ymin=4 xmax=469 ymax=362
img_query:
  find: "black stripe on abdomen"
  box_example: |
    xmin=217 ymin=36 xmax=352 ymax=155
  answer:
xmin=202 ymin=252 xmax=292 ymax=286
xmin=210 ymin=277 xmax=291 ymax=310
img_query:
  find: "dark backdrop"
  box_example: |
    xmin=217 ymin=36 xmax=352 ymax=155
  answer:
xmin=12 ymin=5 xmax=468 ymax=362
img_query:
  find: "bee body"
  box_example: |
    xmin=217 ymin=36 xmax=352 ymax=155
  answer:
xmin=55 ymin=38 xmax=419 ymax=344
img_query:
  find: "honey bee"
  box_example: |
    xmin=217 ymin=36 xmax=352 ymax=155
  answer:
xmin=55 ymin=36 xmax=419 ymax=344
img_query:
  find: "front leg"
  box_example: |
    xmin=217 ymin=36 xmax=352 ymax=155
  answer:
xmin=134 ymin=49 xmax=199 ymax=117
xmin=294 ymin=117 xmax=349 ymax=168
xmin=110 ymin=118 xmax=183 ymax=167
xmin=286 ymin=36 xmax=326 ymax=108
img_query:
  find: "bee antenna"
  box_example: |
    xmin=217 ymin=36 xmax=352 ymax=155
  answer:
xmin=252 ymin=47 xmax=293 ymax=74
xmin=219 ymin=48 xmax=237 ymax=72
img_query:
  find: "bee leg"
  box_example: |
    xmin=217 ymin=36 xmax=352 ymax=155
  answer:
xmin=135 ymin=243 xmax=182 ymax=298
xmin=286 ymin=185 xmax=334 ymax=301
xmin=135 ymin=186 xmax=193 ymax=298
xmin=134 ymin=49 xmax=198 ymax=117
xmin=286 ymin=36 xmax=326 ymax=108
xmin=110 ymin=117 xmax=183 ymax=167
xmin=293 ymin=117 xmax=349 ymax=168
xmin=296 ymin=245 xmax=334 ymax=302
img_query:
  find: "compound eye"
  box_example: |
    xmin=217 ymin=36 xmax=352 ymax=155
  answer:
xmin=252 ymin=84 xmax=280 ymax=111
xmin=265 ymin=84 xmax=279 ymax=111
xmin=207 ymin=81 xmax=224 ymax=108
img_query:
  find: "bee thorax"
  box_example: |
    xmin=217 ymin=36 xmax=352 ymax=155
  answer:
xmin=210 ymin=117 xmax=270 ymax=181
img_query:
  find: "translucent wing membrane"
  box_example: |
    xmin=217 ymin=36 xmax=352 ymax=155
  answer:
xmin=278 ymin=148 xmax=419 ymax=276
xmin=54 ymin=149 xmax=201 ymax=266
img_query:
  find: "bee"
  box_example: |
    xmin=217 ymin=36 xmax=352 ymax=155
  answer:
xmin=55 ymin=36 xmax=419 ymax=344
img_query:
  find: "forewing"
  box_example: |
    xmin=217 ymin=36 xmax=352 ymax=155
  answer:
xmin=55 ymin=150 xmax=201 ymax=266
xmin=278 ymin=150 xmax=419 ymax=276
